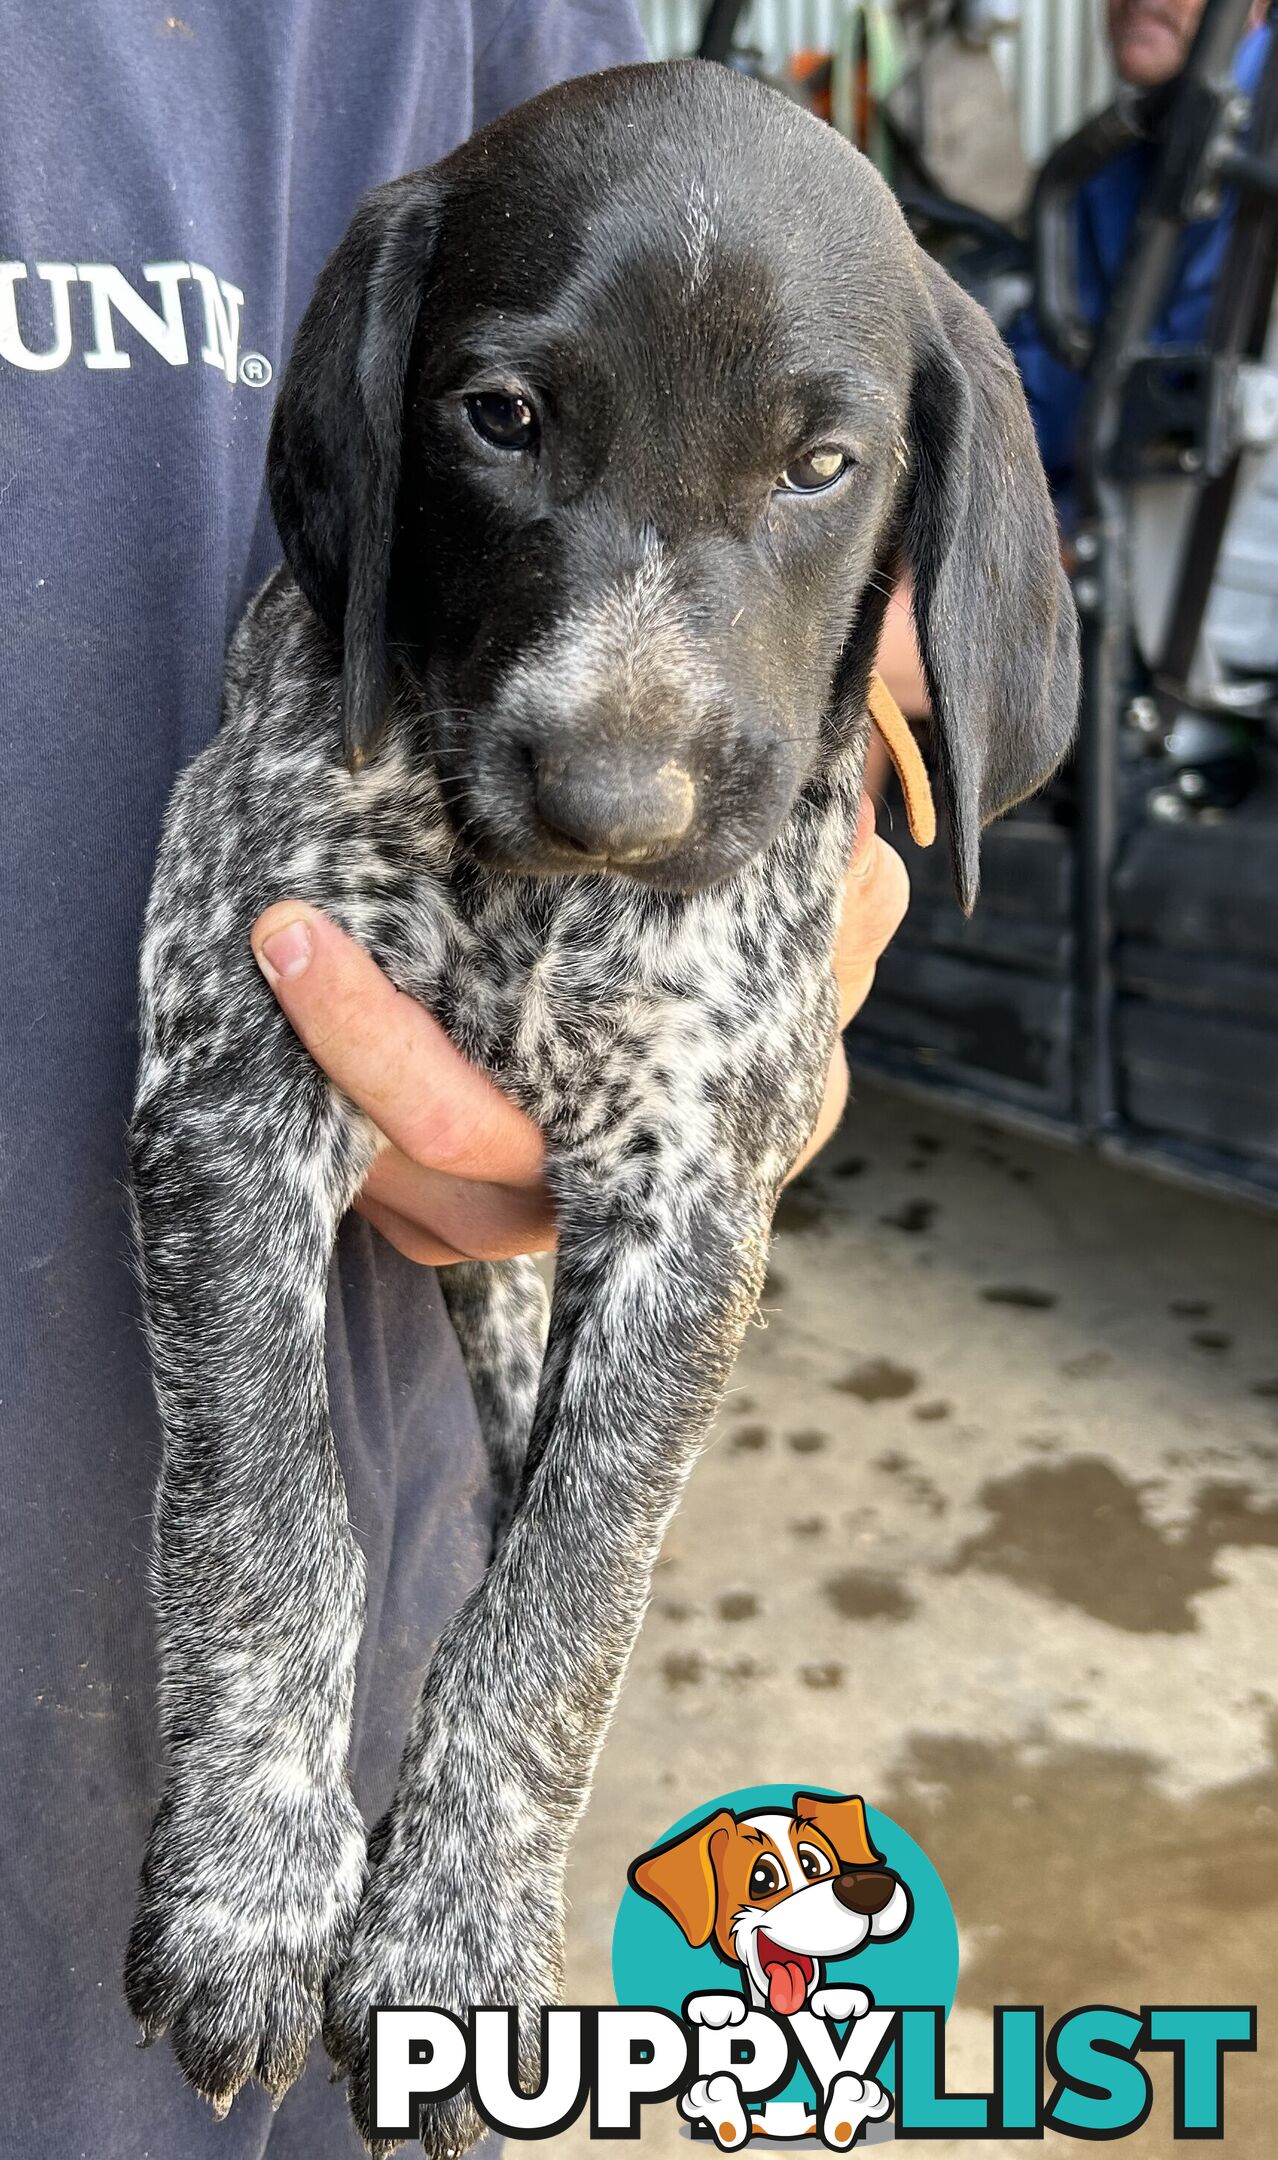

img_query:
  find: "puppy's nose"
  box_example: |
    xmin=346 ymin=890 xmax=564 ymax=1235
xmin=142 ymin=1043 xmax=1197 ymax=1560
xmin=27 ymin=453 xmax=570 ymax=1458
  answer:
xmin=832 ymin=1869 xmax=898 ymax=1916
xmin=534 ymin=754 xmax=696 ymax=863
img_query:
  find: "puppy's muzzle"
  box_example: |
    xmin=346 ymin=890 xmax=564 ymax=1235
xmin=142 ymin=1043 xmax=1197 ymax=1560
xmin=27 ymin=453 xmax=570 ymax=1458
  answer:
xmin=831 ymin=1867 xmax=899 ymax=1916
xmin=533 ymin=746 xmax=696 ymax=865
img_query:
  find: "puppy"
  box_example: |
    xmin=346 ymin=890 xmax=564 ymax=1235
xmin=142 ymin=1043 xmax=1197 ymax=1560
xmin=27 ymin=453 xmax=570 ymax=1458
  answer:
xmin=123 ymin=58 xmax=1077 ymax=2158
xmin=632 ymin=1791 xmax=909 ymax=2146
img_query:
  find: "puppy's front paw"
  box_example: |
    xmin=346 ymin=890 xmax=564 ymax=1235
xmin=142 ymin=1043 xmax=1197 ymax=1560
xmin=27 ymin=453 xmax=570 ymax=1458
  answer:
xmin=808 ymin=1985 xmax=873 ymax=2024
xmin=686 ymin=1992 xmax=749 ymax=2028
xmin=324 ymin=1817 xmax=565 ymax=2157
xmin=125 ymin=1776 xmax=366 ymax=2112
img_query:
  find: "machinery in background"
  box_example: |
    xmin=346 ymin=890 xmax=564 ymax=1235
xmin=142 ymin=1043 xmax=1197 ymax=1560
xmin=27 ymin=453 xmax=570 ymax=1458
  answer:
xmin=852 ymin=0 xmax=1278 ymax=1204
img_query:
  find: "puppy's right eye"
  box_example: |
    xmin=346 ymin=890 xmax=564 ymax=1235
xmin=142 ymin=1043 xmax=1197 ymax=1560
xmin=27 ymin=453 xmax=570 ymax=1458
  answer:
xmin=466 ymin=391 xmax=538 ymax=452
xmin=749 ymin=1857 xmax=784 ymax=1899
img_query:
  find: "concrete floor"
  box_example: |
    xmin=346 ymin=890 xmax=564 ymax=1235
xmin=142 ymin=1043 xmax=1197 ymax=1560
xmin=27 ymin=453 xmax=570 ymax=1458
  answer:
xmin=552 ymin=1077 xmax=1278 ymax=2157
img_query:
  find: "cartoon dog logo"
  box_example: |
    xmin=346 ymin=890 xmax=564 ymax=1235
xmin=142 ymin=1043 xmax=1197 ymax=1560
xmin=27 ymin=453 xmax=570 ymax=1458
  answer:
xmin=630 ymin=1791 xmax=912 ymax=2146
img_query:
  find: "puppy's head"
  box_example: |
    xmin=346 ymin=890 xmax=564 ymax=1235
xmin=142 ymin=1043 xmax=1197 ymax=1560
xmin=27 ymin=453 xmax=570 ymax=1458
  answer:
xmin=269 ymin=60 xmax=1077 ymax=903
xmin=630 ymin=1791 xmax=911 ymax=2014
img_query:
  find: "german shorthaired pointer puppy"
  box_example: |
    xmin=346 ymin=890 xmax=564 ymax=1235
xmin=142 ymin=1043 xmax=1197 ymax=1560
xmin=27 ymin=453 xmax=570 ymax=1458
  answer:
xmin=123 ymin=57 xmax=1078 ymax=2156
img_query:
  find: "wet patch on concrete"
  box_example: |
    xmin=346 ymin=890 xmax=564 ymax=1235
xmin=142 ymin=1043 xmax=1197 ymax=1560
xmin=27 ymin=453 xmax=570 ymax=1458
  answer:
xmin=788 ymin=1428 xmax=827 ymax=1454
xmin=980 ymin=1284 xmax=1057 ymax=1310
xmin=881 ymin=1728 xmax=1276 ymax=2150
xmin=823 ymin=1568 xmax=917 ymax=1622
xmin=1061 ymin=1349 xmax=1113 ymax=1377
xmin=953 ymin=1458 xmax=1278 ymax=1633
xmin=874 ymin=1451 xmax=946 ymax=1514
xmin=772 ymin=1184 xmax=826 ymax=1234
xmin=835 ymin=1357 xmax=918 ymax=1403
xmin=660 ymin=1647 xmax=772 ymax=1692
xmin=911 ymin=1477 xmax=947 ymax=1516
xmin=717 ymin=1591 xmax=758 ymax=1622
xmin=880 ymin=1198 xmax=937 ymax=1234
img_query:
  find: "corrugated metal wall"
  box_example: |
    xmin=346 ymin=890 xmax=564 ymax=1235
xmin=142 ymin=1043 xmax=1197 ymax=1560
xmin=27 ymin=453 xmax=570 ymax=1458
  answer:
xmin=638 ymin=0 xmax=1115 ymax=163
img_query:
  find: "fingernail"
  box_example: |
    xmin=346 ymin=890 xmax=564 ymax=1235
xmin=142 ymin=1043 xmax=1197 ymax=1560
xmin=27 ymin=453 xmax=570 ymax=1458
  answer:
xmin=255 ymin=918 xmax=312 ymax=985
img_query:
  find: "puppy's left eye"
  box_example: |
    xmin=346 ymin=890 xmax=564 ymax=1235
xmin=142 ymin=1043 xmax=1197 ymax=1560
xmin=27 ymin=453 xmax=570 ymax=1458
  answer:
xmin=778 ymin=446 xmax=852 ymax=494
xmin=798 ymin=1842 xmax=833 ymax=1881
xmin=466 ymin=390 xmax=538 ymax=452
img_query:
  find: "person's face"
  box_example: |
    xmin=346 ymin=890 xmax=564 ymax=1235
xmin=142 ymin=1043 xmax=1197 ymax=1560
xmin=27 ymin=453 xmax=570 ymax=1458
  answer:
xmin=1106 ymin=0 xmax=1206 ymax=85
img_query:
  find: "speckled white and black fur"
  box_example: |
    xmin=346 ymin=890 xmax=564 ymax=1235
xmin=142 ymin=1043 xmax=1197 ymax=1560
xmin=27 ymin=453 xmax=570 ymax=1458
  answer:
xmin=122 ymin=60 xmax=1077 ymax=2158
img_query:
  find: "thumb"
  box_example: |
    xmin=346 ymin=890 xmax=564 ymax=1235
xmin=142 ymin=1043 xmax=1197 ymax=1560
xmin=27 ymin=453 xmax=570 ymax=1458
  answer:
xmin=250 ymin=901 xmax=545 ymax=1186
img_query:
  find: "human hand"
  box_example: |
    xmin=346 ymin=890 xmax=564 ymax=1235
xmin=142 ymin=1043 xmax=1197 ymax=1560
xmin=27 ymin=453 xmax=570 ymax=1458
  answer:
xmin=250 ymin=802 xmax=908 ymax=1264
xmin=791 ymin=795 xmax=909 ymax=1177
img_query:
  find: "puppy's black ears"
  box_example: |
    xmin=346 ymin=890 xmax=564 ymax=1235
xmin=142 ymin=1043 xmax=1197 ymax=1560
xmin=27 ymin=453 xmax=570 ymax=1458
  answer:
xmin=905 ymin=255 xmax=1079 ymax=913
xmin=268 ymin=176 xmax=443 ymax=769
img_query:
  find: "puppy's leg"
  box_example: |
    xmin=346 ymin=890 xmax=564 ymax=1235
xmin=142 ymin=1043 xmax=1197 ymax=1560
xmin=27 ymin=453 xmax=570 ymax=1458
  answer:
xmin=437 ymin=1256 xmax=549 ymax=1543
xmin=124 ymin=1023 xmax=377 ymax=2112
xmin=679 ymin=2072 xmax=752 ymax=2149
xmin=325 ymin=1166 xmax=772 ymax=2155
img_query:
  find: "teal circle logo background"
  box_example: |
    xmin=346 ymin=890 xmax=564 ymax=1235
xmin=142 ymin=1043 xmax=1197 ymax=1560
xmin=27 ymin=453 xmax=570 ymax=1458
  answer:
xmin=611 ymin=1785 xmax=959 ymax=2100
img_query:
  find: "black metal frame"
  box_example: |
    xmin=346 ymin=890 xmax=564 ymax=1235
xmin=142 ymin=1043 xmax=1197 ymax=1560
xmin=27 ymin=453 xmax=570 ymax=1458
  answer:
xmin=697 ymin=0 xmax=751 ymax=63
xmin=1071 ymin=0 xmax=1278 ymax=1178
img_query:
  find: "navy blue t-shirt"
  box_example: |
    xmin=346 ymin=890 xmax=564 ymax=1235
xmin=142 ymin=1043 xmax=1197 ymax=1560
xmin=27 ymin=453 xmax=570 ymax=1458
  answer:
xmin=0 ymin=5 xmax=643 ymax=2154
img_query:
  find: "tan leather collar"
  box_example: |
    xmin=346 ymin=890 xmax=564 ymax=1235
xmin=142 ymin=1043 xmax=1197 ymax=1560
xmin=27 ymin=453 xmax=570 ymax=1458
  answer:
xmin=868 ymin=671 xmax=936 ymax=848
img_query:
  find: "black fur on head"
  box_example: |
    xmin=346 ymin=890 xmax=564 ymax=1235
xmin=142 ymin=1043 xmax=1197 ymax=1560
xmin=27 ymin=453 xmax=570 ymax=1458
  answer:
xmin=268 ymin=60 xmax=1077 ymax=896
